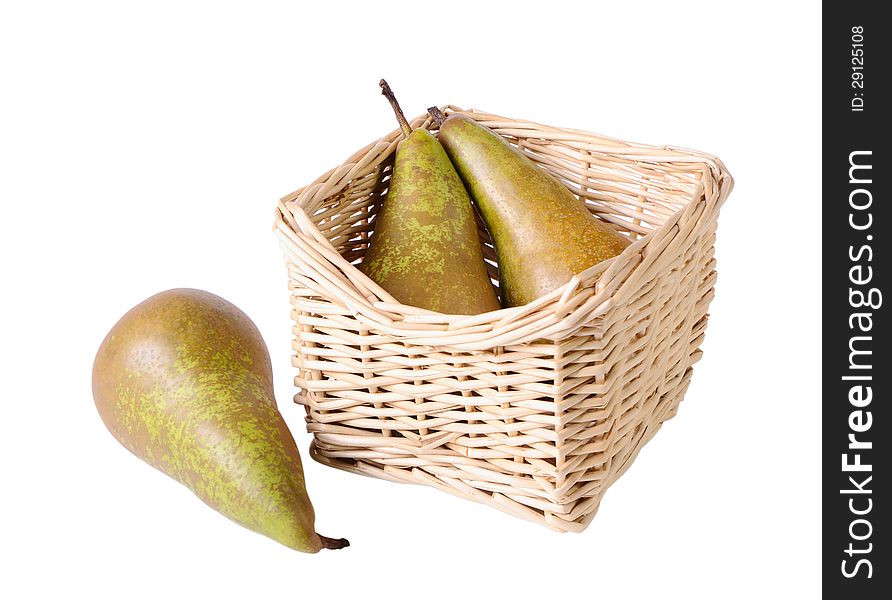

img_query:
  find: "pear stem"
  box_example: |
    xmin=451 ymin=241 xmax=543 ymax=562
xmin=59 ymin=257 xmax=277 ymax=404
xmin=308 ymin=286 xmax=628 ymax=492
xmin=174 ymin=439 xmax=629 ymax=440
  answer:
xmin=319 ymin=535 xmax=350 ymax=550
xmin=379 ymin=79 xmax=412 ymax=139
xmin=428 ymin=106 xmax=447 ymax=127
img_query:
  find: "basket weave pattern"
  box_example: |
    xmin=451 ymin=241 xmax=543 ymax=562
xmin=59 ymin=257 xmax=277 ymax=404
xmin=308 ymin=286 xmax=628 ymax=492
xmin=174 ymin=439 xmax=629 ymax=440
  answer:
xmin=275 ymin=108 xmax=733 ymax=532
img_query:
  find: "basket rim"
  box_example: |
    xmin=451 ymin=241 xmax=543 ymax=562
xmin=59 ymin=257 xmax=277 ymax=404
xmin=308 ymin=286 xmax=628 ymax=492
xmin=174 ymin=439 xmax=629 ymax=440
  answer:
xmin=274 ymin=107 xmax=734 ymax=350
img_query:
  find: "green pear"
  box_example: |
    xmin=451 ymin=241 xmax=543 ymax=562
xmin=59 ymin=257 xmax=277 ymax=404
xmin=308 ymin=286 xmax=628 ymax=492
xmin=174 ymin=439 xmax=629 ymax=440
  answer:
xmin=92 ymin=288 xmax=347 ymax=553
xmin=430 ymin=109 xmax=631 ymax=308
xmin=360 ymin=81 xmax=500 ymax=314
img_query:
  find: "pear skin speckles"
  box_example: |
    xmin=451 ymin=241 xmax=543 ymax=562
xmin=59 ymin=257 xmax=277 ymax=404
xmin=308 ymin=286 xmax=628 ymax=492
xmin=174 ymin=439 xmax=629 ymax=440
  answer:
xmin=361 ymin=129 xmax=500 ymax=315
xmin=92 ymin=289 xmax=346 ymax=552
xmin=437 ymin=115 xmax=631 ymax=308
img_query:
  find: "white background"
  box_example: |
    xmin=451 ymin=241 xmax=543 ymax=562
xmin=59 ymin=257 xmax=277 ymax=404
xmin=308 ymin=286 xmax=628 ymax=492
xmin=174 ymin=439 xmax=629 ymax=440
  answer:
xmin=1 ymin=1 xmax=820 ymax=598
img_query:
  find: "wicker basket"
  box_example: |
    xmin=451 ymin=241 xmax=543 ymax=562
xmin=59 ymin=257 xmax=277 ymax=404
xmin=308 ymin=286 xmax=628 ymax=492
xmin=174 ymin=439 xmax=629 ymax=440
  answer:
xmin=274 ymin=107 xmax=733 ymax=532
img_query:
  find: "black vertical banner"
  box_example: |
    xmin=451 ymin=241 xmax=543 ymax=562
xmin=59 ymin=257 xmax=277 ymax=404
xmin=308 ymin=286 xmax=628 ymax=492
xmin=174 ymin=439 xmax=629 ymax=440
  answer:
xmin=824 ymin=3 xmax=889 ymax=596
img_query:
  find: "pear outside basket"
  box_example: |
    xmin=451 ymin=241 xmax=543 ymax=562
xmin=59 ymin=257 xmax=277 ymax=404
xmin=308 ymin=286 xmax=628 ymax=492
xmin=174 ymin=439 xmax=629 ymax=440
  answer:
xmin=274 ymin=107 xmax=733 ymax=532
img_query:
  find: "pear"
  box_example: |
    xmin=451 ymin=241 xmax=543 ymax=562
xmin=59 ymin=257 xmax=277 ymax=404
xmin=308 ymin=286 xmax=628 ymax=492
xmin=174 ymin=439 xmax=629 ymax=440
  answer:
xmin=360 ymin=81 xmax=500 ymax=314
xmin=430 ymin=109 xmax=631 ymax=308
xmin=92 ymin=288 xmax=347 ymax=553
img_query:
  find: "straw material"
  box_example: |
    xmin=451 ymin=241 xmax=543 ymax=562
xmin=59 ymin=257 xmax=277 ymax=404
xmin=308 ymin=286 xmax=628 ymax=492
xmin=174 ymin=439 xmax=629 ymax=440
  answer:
xmin=275 ymin=107 xmax=733 ymax=532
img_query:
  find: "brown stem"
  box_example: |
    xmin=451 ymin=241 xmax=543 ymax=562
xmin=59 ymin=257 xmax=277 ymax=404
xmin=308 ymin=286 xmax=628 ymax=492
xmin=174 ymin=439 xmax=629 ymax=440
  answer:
xmin=379 ymin=79 xmax=412 ymax=138
xmin=427 ymin=106 xmax=447 ymax=127
xmin=318 ymin=535 xmax=350 ymax=550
